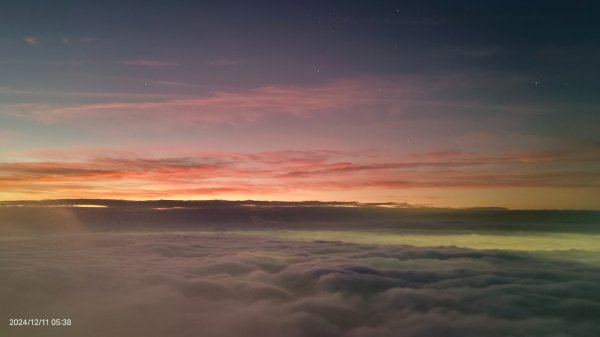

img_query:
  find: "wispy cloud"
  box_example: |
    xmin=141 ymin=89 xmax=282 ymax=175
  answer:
xmin=120 ymin=59 xmax=181 ymax=67
xmin=2 ymin=79 xmax=388 ymax=127
xmin=1 ymin=74 xmax=555 ymax=133
xmin=24 ymin=36 xmax=39 ymax=45
xmin=0 ymin=86 xmax=184 ymax=100
xmin=79 ymin=36 xmax=98 ymax=43
xmin=22 ymin=36 xmax=106 ymax=46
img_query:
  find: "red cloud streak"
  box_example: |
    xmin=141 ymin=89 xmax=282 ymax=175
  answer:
xmin=1 ymin=148 xmax=598 ymax=200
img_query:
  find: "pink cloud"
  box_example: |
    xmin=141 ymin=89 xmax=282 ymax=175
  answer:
xmin=2 ymin=75 xmax=551 ymax=137
xmin=10 ymin=79 xmax=392 ymax=128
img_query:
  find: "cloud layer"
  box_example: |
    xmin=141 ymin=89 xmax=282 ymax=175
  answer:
xmin=1 ymin=231 xmax=599 ymax=337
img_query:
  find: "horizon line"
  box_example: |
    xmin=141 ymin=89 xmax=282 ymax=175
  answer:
xmin=1 ymin=198 xmax=599 ymax=212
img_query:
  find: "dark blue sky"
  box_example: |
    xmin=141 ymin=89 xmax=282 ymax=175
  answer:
xmin=2 ymin=0 xmax=599 ymax=91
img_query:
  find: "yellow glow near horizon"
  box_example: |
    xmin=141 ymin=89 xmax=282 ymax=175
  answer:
xmin=235 ymin=230 xmax=600 ymax=252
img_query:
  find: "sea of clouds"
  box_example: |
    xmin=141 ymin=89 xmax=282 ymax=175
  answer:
xmin=2 ymin=230 xmax=600 ymax=337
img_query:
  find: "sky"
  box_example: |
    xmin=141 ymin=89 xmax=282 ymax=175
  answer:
xmin=1 ymin=0 xmax=599 ymax=208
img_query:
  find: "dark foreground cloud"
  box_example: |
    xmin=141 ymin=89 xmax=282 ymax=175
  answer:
xmin=1 ymin=232 xmax=599 ymax=337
